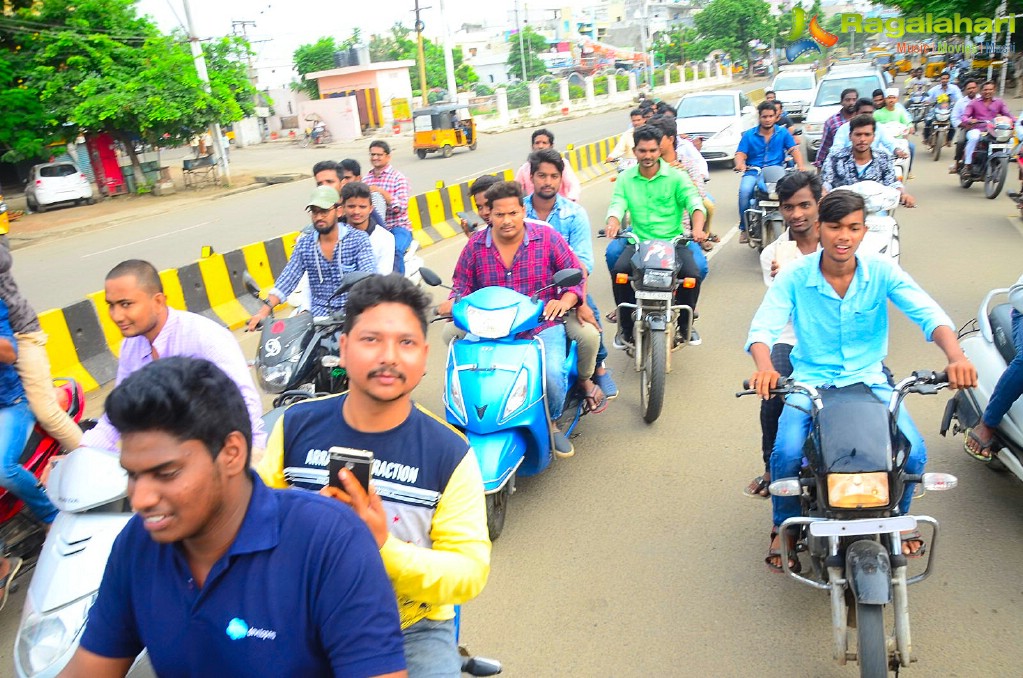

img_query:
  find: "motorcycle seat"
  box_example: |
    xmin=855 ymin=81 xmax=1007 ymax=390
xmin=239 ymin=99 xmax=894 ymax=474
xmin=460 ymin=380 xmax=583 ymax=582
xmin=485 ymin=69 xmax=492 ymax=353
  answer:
xmin=989 ymin=303 xmax=1018 ymax=364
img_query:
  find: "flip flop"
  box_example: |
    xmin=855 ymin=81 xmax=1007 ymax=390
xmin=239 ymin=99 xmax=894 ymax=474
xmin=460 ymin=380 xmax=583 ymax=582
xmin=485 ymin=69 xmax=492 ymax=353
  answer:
xmin=582 ymin=385 xmax=608 ymax=414
xmin=0 ymin=557 xmax=23 ymax=611
xmin=900 ymin=530 xmax=927 ymax=559
xmin=743 ymin=475 xmax=770 ymax=498
xmin=963 ymin=427 xmax=994 ymax=463
xmin=765 ymin=529 xmax=801 ymax=574
xmin=605 ymin=310 xmax=617 ymax=324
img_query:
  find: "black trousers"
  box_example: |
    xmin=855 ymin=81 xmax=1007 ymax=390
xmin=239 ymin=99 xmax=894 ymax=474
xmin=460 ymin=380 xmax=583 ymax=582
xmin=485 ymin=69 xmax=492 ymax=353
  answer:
xmin=759 ymin=343 xmax=794 ymax=470
xmin=611 ymin=242 xmax=701 ymax=340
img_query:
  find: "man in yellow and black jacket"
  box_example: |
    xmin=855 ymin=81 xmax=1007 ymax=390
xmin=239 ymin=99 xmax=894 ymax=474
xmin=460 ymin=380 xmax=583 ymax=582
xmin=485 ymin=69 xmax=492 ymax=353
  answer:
xmin=258 ymin=273 xmax=489 ymax=678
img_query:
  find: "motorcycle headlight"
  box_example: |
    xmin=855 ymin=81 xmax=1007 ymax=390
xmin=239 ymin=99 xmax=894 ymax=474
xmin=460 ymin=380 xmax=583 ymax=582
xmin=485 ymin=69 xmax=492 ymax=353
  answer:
xmin=259 ymin=362 xmax=294 ymax=389
xmin=500 ymin=369 xmax=529 ymax=422
xmin=641 ymin=269 xmax=674 ymax=290
xmin=993 ymin=127 xmax=1012 ymax=142
xmin=827 ymin=472 xmax=889 ymax=508
xmin=16 ymin=593 xmax=95 ymax=675
xmin=465 ymin=306 xmax=517 ymax=339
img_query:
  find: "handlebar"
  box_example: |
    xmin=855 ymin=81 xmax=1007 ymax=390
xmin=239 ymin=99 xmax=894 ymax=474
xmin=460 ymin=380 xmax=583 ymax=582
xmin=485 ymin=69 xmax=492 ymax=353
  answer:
xmin=597 ymin=229 xmax=693 ymax=244
xmin=736 ymin=370 xmax=949 ymax=411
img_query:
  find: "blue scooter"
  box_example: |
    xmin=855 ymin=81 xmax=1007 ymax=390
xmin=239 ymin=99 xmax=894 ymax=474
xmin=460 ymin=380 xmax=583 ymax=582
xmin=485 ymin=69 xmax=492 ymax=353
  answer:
xmin=422 ymin=268 xmax=585 ymax=540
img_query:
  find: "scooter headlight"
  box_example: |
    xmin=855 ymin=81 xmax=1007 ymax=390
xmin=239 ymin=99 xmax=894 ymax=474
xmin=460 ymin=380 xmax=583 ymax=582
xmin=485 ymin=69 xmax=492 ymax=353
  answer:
xmin=16 ymin=593 xmax=95 ymax=675
xmin=465 ymin=306 xmax=517 ymax=339
xmin=500 ymin=369 xmax=529 ymax=422
xmin=827 ymin=472 xmax=889 ymax=508
xmin=258 ymin=362 xmax=294 ymax=389
xmin=447 ymin=369 xmax=467 ymax=421
xmin=993 ymin=126 xmax=1012 ymax=142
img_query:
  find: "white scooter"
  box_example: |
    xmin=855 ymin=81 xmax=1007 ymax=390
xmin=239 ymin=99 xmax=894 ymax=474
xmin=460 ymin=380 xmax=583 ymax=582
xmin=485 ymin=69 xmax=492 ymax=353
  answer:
xmin=13 ymin=447 xmax=151 ymax=678
xmin=830 ymin=180 xmax=901 ymax=265
xmin=941 ymin=285 xmax=1023 ymax=475
xmin=880 ymin=121 xmax=912 ymax=182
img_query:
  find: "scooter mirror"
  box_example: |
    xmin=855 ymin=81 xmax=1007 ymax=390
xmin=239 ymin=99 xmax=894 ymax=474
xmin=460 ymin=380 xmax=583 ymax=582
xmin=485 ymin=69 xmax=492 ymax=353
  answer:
xmin=332 ymin=271 xmax=375 ymax=299
xmin=243 ymin=272 xmax=261 ymax=298
xmin=552 ymin=268 xmax=583 ymax=288
xmin=420 ymin=267 xmax=443 ymax=287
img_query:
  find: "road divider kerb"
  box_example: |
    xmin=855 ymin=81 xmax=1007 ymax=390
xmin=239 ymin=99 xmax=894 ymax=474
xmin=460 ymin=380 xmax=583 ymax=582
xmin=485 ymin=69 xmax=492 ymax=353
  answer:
xmin=38 ymin=134 xmax=622 ymax=392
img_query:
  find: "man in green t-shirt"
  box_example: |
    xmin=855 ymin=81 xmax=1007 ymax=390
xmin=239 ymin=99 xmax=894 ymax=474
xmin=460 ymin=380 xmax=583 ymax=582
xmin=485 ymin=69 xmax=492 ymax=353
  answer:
xmin=874 ymin=87 xmax=915 ymax=173
xmin=605 ymin=124 xmax=707 ymax=347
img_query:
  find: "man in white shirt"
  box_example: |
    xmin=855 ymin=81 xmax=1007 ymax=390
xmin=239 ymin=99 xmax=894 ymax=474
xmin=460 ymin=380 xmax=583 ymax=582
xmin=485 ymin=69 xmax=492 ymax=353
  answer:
xmin=341 ymin=182 xmax=394 ymax=275
xmin=949 ymin=79 xmax=979 ymax=173
xmin=606 ymin=108 xmax=645 ymax=171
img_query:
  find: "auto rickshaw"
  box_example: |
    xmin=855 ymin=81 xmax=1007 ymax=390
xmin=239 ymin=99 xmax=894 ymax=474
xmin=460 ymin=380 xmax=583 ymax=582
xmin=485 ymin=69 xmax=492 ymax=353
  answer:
xmin=412 ymin=104 xmax=477 ymax=159
xmin=872 ymin=53 xmax=897 ymax=79
xmin=925 ymin=53 xmax=948 ymax=78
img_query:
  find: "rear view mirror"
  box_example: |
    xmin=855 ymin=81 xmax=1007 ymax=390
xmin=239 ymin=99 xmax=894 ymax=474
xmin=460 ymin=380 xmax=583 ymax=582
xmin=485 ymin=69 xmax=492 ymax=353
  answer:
xmin=420 ymin=268 xmax=443 ymax=287
xmin=552 ymin=268 xmax=583 ymax=288
xmin=243 ymin=272 xmax=261 ymax=298
xmin=333 ymin=271 xmax=375 ymax=299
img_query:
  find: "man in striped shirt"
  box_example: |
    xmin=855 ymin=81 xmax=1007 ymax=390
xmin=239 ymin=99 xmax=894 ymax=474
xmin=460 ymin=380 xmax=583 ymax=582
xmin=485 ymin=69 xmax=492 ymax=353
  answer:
xmin=363 ymin=141 xmax=414 ymax=274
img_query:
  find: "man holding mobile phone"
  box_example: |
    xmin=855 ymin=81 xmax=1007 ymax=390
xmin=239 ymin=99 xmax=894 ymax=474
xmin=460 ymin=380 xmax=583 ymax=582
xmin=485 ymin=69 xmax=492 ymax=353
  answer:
xmin=258 ymin=275 xmax=490 ymax=678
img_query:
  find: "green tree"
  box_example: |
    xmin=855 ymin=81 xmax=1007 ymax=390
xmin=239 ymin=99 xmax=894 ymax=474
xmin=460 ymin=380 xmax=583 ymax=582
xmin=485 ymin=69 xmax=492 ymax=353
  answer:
xmin=694 ymin=0 xmax=774 ymax=70
xmin=506 ymin=25 xmax=549 ymax=81
xmin=652 ymin=27 xmax=697 ymax=64
xmin=293 ymin=37 xmax=339 ymax=98
xmin=368 ymin=23 xmax=478 ymax=93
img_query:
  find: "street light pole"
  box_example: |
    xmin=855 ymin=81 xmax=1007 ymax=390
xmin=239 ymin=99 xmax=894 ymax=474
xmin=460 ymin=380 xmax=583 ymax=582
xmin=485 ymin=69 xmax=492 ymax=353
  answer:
xmin=182 ymin=0 xmax=231 ymax=184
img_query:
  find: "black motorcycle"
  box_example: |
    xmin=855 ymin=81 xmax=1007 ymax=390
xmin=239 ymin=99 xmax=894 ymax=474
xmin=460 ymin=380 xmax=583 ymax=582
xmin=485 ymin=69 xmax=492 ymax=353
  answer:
xmin=959 ymin=117 xmax=1013 ymax=199
xmin=743 ymin=165 xmax=791 ymax=253
xmin=738 ymin=371 xmax=956 ymax=677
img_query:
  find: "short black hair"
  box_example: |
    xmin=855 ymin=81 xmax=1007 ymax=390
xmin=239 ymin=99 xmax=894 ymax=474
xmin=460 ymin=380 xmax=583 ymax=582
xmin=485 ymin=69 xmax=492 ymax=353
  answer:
xmin=342 ymin=273 xmax=431 ymax=337
xmin=339 ymin=158 xmax=361 ymax=176
xmin=963 ymin=78 xmax=978 ymax=88
xmin=484 ymin=180 xmax=525 ymax=207
xmin=529 ymin=148 xmax=565 ymax=175
xmin=855 ymin=97 xmax=876 ymax=112
xmin=849 ymin=113 xmax=876 ymax=133
xmin=630 ymin=107 xmax=645 ymax=117
xmin=657 ymin=103 xmax=677 ymax=117
xmin=765 ymin=90 xmax=775 ymax=97
xmin=633 ymin=124 xmax=664 ymax=147
xmin=340 ymin=181 xmax=372 ymax=203
xmin=840 ymin=88 xmax=859 ymax=101
xmin=312 ymin=160 xmax=340 ymax=178
xmin=107 ymin=259 xmax=163 ymax=294
xmin=757 ymin=100 xmax=777 ymax=114
xmin=531 ymin=128 xmax=554 ymax=146
xmin=469 ymin=174 xmax=500 ymax=197
xmin=982 ymin=79 xmax=996 ymax=88
xmin=818 ymin=190 xmax=865 ymax=225
xmin=872 ymin=89 xmax=885 ymax=99
xmin=648 ymin=114 xmax=678 ymax=141
xmin=776 ymin=171 xmax=823 ymax=204
xmin=106 ymin=356 xmax=253 ymax=464
xmin=369 ymin=140 xmax=391 ymax=154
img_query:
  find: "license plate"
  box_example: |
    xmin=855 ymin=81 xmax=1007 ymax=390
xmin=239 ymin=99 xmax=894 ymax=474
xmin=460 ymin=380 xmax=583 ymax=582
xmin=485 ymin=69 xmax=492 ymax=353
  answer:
xmin=635 ymin=290 xmax=674 ymax=301
xmin=760 ymin=201 xmax=778 ymax=208
xmin=808 ymin=515 xmax=917 ymax=537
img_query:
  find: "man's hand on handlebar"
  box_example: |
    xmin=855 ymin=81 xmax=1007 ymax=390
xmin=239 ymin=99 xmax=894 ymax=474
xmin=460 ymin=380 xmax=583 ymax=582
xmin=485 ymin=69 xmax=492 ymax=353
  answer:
xmin=543 ymin=296 xmax=575 ymax=322
xmin=436 ymin=299 xmax=454 ymax=318
xmin=944 ymin=358 xmax=978 ymax=390
xmin=733 ymin=163 xmax=747 ymax=173
xmin=748 ymin=369 xmax=781 ymax=400
xmin=605 ymin=218 xmax=622 ymax=239
xmin=246 ymin=307 xmax=271 ymax=332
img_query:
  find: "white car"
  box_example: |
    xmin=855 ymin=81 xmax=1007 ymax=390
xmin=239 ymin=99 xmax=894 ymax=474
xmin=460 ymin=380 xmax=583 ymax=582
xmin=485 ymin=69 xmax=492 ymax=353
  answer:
xmin=770 ymin=68 xmax=817 ymax=121
xmin=675 ymin=90 xmax=758 ymax=166
xmin=802 ymin=64 xmax=891 ymax=162
xmin=25 ymin=162 xmax=95 ymax=213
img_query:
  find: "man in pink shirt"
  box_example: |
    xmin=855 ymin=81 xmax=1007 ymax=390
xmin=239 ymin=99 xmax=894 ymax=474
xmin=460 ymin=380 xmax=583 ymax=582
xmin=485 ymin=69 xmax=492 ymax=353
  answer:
xmin=514 ymin=129 xmax=581 ymax=200
xmin=962 ymin=80 xmax=1015 ymax=170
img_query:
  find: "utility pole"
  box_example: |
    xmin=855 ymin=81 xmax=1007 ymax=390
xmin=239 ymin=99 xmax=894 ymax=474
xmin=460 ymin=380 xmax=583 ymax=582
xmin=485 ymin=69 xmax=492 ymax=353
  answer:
xmin=515 ymin=0 xmax=528 ymax=82
xmin=412 ymin=0 xmax=431 ymax=107
xmin=436 ymin=0 xmax=459 ymax=103
xmin=231 ymin=19 xmax=262 ymax=147
xmin=182 ymin=0 xmax=231 ymax=184
xmin=637 ymin=0 xmax=653 ymax=88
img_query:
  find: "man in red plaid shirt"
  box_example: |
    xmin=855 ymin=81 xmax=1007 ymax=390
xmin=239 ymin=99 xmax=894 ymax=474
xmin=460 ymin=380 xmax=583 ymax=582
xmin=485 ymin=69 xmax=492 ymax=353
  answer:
xmin=363 ymin=140 xmax=414 ymax=274
xmin=437 ymin=181 xmax=586 ymax=457
xmin=813 ymin=88 xmax=859 ymax=169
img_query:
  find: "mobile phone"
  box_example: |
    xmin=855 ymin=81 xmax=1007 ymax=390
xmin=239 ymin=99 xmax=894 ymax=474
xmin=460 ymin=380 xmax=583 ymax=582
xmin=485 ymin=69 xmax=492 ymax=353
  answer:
xmin=457 ymin=210 xmax=485 ymax=228
xmin=774 ymin=240 xmax=802 ymax=271
xmin=328 ymin=447 xmax=374 ymax=492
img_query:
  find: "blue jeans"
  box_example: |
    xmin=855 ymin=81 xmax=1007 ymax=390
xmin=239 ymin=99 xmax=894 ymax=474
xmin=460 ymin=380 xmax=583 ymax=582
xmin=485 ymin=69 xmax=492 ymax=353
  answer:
xmin=403 ymin=618 xmax=460 ymax=678
xmin=391 ymin=226 xmax=413 ymax=275
xmin=907 ymin=141 xmax=916 ymax=173
xmin=0 ymin=400 xmax=56 ymax=523
xmin=738 ymin=173 xmax=758 ymax=232
xmin=770 ymin=385 xmax=926 ymax=527
xmin=537 ymin=324 xmax=568 ymax=420
xmin=586 ymin=294 xmax=608 ymax=367
xmin=983 ymin=310 xmax=1023 ymax=428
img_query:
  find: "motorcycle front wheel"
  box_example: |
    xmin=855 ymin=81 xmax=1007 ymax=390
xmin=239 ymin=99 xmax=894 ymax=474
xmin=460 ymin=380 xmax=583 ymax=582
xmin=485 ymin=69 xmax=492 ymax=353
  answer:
xmin=931 ymin=129 xmax=944 ymax=160
xmin=485 ymin=483 xmax=510 ymax=541
xmin=959 ymin=169 xmax=974 ymax=189
xmin=640 ymin=327 xmax=666 ymax=423
xmin=985 ymin=157 xmax=1008 ymax=199
xmin=856 ymin=602 xmax=889 ymax=678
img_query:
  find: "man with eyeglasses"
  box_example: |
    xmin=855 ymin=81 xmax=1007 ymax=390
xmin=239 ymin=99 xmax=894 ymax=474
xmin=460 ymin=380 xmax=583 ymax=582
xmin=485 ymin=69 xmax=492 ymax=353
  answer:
xmin=246 ymin=186 xmax=376 ymax=331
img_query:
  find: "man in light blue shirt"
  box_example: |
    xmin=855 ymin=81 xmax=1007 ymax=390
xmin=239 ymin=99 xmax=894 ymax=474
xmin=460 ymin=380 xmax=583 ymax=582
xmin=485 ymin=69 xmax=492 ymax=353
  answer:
xmin=745 ymin=190 xmax=976 ymax=570
xmin=831 ymin=98 xmax=907 ymax=159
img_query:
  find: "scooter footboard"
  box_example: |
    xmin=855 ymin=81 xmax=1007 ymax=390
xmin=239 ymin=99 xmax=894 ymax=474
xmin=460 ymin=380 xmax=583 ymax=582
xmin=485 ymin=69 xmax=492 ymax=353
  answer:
xmin=466 ymin=430 xmax=529 ymax=493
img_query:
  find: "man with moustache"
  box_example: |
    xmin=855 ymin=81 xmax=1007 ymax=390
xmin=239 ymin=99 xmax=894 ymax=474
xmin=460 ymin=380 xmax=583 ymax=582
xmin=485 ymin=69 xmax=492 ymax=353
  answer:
xmin=341 ymin=182 xmax=394 ymax=275
xmin=247 ymin=186 xmax=376 ymax=331
xmin=814 ymin=88 xmax=859 ymax=170
xmin=259 ymin=275 xmax=490 ymax=677
xmin=819 ymin=115 xmax=917 ymax=208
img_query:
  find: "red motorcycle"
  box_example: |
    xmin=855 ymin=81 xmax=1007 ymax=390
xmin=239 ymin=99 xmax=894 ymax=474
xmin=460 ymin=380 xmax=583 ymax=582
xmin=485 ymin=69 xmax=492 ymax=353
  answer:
xmin=0 ymin=378 xmax=86 ymax=571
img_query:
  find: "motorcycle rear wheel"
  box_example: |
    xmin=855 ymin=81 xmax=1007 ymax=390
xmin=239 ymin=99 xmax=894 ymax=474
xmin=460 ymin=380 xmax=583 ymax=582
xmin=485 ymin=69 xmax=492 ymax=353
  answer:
xmin=985 ymin=157 xmax=1007 ymax=199
xmin=931 ymin=129 xmax=944 ymax=161
xmin=855 ymin=602 xmax=889 ymax=678
xmin=640 ymin=327 xmax=666 ymax=424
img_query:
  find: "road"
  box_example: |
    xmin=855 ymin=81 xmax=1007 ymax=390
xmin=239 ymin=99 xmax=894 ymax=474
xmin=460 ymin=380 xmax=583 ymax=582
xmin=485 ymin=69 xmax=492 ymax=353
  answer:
xmin=3 ymin=108 xmax=1023 ymax=675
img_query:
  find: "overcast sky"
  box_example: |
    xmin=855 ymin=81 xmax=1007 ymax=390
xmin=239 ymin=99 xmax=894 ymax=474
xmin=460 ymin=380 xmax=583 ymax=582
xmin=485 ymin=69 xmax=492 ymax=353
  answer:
xmin=135 ymin=0 xmax=576 ymax=89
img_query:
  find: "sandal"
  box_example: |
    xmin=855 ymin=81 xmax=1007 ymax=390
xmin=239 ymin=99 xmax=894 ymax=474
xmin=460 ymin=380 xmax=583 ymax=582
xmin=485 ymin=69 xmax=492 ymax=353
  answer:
xmin=0 ymin=557 xmax=23 ymax=612
xmin=707 ymin=232 xmax=721 ymax=243
xmin=605 ymin=309 xmax=617 ymax=324
xmin=765 ymin=529 xmax=801 ymax=574
xmin=900 ymin=530 xmax=927 ymax=559
xmin=582 ymin=385 xmax=608 ymax=414
xmin=963 ymin=427 xmax=994 ymax=462
xmin=743 ymin=474 xmax=770 ymax=498
xmin=700 ymin=240 xmax=715 ymax=252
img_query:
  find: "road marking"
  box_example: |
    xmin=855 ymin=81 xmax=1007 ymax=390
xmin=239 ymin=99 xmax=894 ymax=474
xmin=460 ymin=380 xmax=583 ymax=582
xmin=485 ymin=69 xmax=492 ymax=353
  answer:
xmin=81 ymin=221 xmax=212 ymax=258
xmin=450 ymin=164 xmax=509 ymax=186
xmin=705 ymin=226 xmax=739 ymax=262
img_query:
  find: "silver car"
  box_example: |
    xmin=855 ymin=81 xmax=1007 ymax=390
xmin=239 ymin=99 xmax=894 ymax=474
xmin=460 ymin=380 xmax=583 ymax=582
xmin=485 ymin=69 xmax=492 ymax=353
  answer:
xmin=25 ymin=162 xmax=95 ymax=213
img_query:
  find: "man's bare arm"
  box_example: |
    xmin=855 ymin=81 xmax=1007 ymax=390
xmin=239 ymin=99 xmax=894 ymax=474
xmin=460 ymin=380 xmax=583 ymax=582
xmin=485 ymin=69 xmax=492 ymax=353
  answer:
xmin=58 ymin=649 xmax=134 ymax=678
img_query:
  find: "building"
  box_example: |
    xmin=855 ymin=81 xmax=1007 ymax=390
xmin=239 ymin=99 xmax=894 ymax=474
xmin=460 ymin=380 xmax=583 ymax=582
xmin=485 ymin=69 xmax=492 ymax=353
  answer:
xmin=303 ymin=60 xmax=416 ymax=139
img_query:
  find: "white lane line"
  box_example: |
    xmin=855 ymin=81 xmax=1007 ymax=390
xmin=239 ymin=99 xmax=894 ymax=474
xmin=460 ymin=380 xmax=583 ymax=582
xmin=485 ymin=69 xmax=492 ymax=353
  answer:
xmin=450 ymin=163 xmax=510 ymax=186
xmin=705 ymin=226 xmax=739 ymax=263
xmin=81 ymin=221 xmax=212 ymax=258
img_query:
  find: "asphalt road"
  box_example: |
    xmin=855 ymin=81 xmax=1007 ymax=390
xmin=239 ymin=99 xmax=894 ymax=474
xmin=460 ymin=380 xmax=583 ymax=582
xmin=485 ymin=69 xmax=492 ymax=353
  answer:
xmin=4 ymin=103 xmax=1023 ymax=675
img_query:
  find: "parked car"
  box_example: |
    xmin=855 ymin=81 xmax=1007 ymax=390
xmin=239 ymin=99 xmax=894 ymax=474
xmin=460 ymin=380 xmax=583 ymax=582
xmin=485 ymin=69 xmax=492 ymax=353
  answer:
xmin=675 ymin=89 xmax=758 ymax=166
xmin=802 ymin=63 xmax=891 ymax=162
xmin=24 ymin=162 xmax=95 ymax=213
xmin=770 ymin=66 xmax=818 ymax=121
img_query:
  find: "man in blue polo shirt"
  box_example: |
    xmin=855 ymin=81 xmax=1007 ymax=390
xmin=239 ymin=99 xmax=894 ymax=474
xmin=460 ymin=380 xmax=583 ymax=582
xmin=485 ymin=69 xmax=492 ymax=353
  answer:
xmin=734 ymin=101 xmax=806 ymax=244
xmin=60 ymin=357 xmax=406 ymax=678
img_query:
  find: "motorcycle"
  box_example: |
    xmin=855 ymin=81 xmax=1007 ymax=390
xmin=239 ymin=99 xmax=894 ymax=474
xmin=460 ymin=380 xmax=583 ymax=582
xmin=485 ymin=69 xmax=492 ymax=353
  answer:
xmin=959 ymin=115 xmax=1013 ymax=199
xmin=737 ymin=371 xmax=958 ymax=677
xmin=905 ymin=91 xmax=930 ymax=133
xmin=421 ymin=267 xmax=586 ymax=540
xmin=927 ymin=100 xmax=952 ymax=161
xmin=244 ymin=271 xmax=373 ymax=408
xmin=604 ymin=232 xmax=697 ymax=423
xmin=878 ymin=122 xmax=911 ymax=180
xmin=743 ymin=165 xmax=791 ymax=253
xmin=0 ymin=379 xmax=86 ymax=582
xmin=940 ymin=285 xmax=1023 ymax=476
xmin=830 ymin=181 xmax=901 ymax=265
